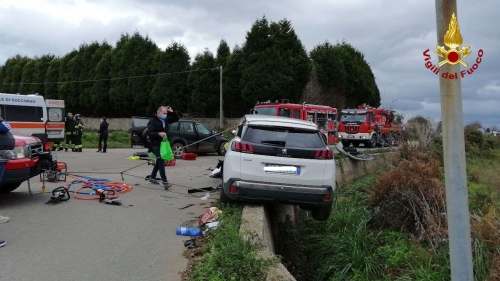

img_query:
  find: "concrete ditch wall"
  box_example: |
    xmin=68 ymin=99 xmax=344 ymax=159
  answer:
xmin=239 ymin=152 xmax=397 ymax=280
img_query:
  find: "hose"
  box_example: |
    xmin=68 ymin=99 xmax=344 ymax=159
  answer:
xmin=65 ymin=174 xmax=132 ymax=200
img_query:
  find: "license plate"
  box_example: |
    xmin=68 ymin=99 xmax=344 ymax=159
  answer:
xmin=264 ymin=164 xmax=300 ymax=175
xmin=132 ymin=145 xmax=145 ymax=149
xmin=48 ymin=131 xmax=61 ymax=135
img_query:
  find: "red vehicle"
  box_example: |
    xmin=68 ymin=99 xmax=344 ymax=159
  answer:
xmin=338 ymin=104 xmax=406 ymax=148
xmin=251 ymin=99 xmax=339 ymax=144
xmin=0 ymin=134 xmax=54 ymax=193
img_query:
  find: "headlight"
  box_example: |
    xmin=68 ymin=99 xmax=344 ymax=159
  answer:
xmin=10 ymin=145 xmax=30 ymax=159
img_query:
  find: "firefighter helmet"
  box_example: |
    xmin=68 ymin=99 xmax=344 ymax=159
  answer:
xmin=67 ymin=112 xmax=73 ymax=118
xmin=74 ymin=114 xmax=81 ymax=120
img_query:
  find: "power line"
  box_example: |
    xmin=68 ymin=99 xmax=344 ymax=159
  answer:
xmin=2 ymin=67 xmax=220 ymax=86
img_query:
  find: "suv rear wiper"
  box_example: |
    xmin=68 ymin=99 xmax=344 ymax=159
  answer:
xmin=261 ymin=140 xmax=286 ymax=147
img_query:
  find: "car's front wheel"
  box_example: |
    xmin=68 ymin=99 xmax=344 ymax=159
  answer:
xmin=0 ymin=182 xmax=22 ymax=194
xmin=311 ymin=202 xmax=333 ymax=221
xmin=171 ymin=143 xmax=185 ymax=159
xmin=217 ymin=141 xmax=227 ymax=156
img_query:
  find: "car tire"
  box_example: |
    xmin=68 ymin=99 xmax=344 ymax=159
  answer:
xmin=217 ymin=141 xmax=227 ymax=156
xmin=0 ymin=182 xmax=22 ymax=194
xmin=171 ymin=142 xmax=185 ymax=159
xmin=311 ymin=202 xmax=333 ymax=221
xmin=140 ymin=128 xmax=151 ymax=147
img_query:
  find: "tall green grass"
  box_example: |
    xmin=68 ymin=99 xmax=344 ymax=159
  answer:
xmin=278 ymin=176 xmax=455 ymax=281
xmin=189 ymin=204 xmax=275 ymax=281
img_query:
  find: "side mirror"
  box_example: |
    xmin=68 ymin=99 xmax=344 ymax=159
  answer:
xmin=232 ymin=130 xmax=237 ymax=135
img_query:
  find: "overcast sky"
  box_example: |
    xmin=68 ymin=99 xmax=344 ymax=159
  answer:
xmin=1 ymin=0 xmax=499 ymax=128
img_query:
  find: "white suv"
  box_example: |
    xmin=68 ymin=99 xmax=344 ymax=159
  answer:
xmin=221 ymin=114 xmax=336 ymax=221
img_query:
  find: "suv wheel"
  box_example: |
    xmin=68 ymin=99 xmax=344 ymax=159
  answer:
xmin=0 ymin=182 xmax=22 ymax=194
xmin=171 ymin=143 xmax=185 ymax=159
xmin=311 ymin=202 xmax=333 ymax=221
xmin=217 ymin=141 xmax=227 ymax=156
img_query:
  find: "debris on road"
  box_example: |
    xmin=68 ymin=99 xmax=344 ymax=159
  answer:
xmin=200 ymin=193 xmax=210 ymax=200
xmin=187 ymin=186 xmax=215 ymax=194
xmin=176 ymin=227 xmax=203 ymax=236
xmin=199 ymin=207 xmax=222 ymax=226
xmin=178 ymin=203 xmax=195 ymax=210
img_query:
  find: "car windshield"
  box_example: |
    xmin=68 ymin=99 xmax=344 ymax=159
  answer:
xmin=341 ymin=114 xmax=366 ymax=123
xmin=133 ymin=118 xmax=149 ymax=127
xmin=253 ymin=107 xmax=276 ymax=116
xmin=242 ymin=125 xmax=325 ymax=148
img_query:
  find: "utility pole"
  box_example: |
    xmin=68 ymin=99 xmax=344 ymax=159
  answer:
xmin=434 ymin=1 xmax=473 ymax=280
xmin=219 ymin=65 xmax=223 ymax=129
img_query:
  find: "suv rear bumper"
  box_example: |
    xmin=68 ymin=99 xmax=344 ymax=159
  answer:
xmin=223 ymin=178 xmax=333 ymax=207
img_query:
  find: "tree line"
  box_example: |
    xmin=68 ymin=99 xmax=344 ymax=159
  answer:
xmin=0 ymin=16 xmax=381 ymax=118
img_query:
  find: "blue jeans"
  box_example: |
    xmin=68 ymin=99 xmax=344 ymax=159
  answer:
xmin=150 ymin=146 xmax=167 ymax=182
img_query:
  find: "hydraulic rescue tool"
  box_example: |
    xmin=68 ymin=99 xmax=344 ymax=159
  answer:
xmin=45 ymin=186 xmax=70 ymax=204
xmin=95 ymin=188 xmax=122 ymax=205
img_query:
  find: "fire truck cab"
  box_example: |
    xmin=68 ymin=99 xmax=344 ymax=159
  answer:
xmin=251 ymin=99 xmax=339 ymax=144
xmin=338 ymin=104 xmax=405 ymax=148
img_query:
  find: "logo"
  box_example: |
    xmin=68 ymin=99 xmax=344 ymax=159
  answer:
xmin=423 ymin=13 xmax=483 ymax=79
xmin=282 ymin=148 xmax=287 ymax=154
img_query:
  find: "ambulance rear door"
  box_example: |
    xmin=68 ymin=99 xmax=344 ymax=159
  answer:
xmin=45 ymin=99 xmax=65 ymax=143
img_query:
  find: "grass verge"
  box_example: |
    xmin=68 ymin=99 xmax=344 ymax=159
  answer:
xmin=81 ymin=131 xmax=130 ymax=149
xmin=185 ymin=204 xmax=275 ymax=281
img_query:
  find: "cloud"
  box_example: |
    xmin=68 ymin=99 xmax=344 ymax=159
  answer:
xmin=0 ymin=0 xmax=499 ymax=127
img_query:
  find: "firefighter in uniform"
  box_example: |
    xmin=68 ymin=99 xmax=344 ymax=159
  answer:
xmin=72 ymin=114 xmax=83 ymax=152
xmin=64 ymin=112 xmax=75 ymax=151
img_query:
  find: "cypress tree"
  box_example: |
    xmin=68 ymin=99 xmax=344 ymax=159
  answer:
xmin=90 ymin=50 xmax=113 ymax=116
xmin=44 ymin=58 xmax=61 ymax=99
xmin=31 ymin=54 xmax=55 ymax=95
xmin=19 ymin=59 xmax=37 ymax=94
xmin=188 ymin=49 xmax=219 ymax=117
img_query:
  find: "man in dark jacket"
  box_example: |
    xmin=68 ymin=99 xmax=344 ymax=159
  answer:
xmin=146 ymin=106 xmax=179 ymax=189
xmin=97 ymin=117 xmax=109 ymax=153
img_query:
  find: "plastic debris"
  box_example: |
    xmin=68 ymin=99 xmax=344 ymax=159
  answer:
xmin=199 ymin=207 xmax=222 ymax=226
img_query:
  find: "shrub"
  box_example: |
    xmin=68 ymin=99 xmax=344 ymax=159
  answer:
xmin=367 ymin=156 xmax=447 ymax=243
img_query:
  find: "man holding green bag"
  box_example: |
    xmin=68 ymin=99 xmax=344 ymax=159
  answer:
xmin=146 ymin=106 xmax=179 ymax=189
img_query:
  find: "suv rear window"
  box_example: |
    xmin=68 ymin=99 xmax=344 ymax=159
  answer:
xmin=242 ymin=125 xmax=325 ymax=148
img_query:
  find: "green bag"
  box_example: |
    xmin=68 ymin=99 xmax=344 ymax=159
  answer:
xmin=160 ymin=136 xmax=175 ymax=161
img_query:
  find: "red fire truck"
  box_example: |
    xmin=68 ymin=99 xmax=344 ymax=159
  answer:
xmin=251 ymin=99 xmax=339 ymax=144
xmin=338 ymin=104 xmax=406 ymax=148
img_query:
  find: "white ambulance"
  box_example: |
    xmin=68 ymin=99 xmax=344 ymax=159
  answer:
xmin=0 ymin=93 xmax=66 ymax=149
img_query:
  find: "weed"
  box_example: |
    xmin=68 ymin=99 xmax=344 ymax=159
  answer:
xmin=189 ymin=204 xmax=274 ymax=281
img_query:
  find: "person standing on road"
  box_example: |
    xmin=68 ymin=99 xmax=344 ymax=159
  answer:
xmin=0 ymin=110 xmax=15 ymax=247
xmin=64 ymin=112 xmax=75 ymax=152
xmin=146 ymin=106 xmax=179 ymax=189
xmin=97 ymin=117 xmax=109 ymax=153
xmin=72 ymin=114 xmax=83 ymax=152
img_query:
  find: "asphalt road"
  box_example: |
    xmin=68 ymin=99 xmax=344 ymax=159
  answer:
xmin=0 ymin=149 xmax=221 ymax=281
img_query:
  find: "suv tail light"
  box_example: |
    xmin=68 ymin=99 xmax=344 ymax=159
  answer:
xmin=231 ymin=141 xmax=254 ymax=153
xmin=315 ymin=149 xmax=333 ymax=159
xmin=44 ymin=142 xmax=51 ymax=151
